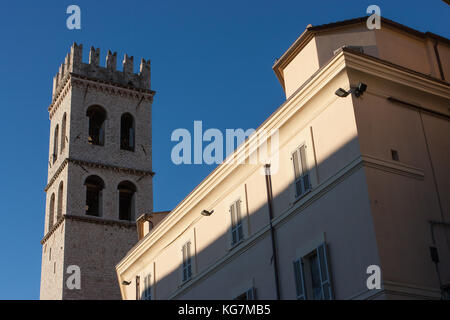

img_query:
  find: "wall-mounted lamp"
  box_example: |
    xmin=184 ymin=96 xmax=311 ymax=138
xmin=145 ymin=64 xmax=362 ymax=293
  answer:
xmin=122 ymin=280 xmax=131 ymax=285
xmin=201 ymin=210 xmax=214 ymax=217
xmin=335 ymin=88 xmax=350 ymax=97
xmin=353 ymin=82 xmax=367 ymax=97
xmin=335 ymin=82 xmax=367 ymax=98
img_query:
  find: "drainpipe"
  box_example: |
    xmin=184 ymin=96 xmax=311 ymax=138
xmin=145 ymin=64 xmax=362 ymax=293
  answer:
xmin=135 ymin=275 xmax=140 ymax=300
xmin=429 ymin=221 xmax=444 ymax=298
xmin=264 ymin=164 xmax=281 ymax=300
xmin=419 ymin=109 xmax=450 ymax=298
xmin=433 ymin=40 xmax=445 ymax=81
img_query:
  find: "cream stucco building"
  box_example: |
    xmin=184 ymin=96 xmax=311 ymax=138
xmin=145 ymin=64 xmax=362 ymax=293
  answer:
xmin=116 ymin=17 xmax=450 ymax=300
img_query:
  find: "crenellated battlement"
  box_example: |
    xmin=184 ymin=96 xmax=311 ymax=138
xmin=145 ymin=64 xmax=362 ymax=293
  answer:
xmin=52 ymin=43 xmax=151 ymax=98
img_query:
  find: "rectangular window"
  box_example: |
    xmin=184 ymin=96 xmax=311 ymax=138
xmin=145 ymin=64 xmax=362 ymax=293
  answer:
xmin=293 ymin=243 xmax=333 ymax=300
xmin=230 ymin=200 xmax=244 ymax=246
xmin=182 ymin=241 xmax=192 ymax=282
xmin=142 ymin=274 xmax=152 ymax=300
xmin=292 ymin=145 xmax=311 ymax=198
xmin=234 ymin=287 xmax=256 ymax=300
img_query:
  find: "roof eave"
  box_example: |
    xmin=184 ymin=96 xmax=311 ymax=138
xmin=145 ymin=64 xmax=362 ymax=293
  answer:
xmin=271 ymin=16 xmax=450 ymax=90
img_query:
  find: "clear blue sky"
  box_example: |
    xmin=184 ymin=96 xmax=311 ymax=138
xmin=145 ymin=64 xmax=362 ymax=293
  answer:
xmin=0 ymin=0 xmax=448 ymax=300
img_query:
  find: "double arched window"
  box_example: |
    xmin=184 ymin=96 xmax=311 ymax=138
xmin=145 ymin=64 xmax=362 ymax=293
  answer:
xmin=60 ymin=113 xmax=67 ymax=153
xmin=118 ymin=181 xmax=136 ymax=221
xmin=120 ymin=113 xmax=135 ymax=151
xmin=49 ymin=193 xmax=55 ymax=230
xmin=82 ymin=177 xmax=137 ymax=221
xmin=85 ymin=107 xmax=136 ymax=151
xmin=86 ymin=106 xmax=107 ymax=146
xmin=47 ymin=182 xmax=64 ymax=232
xmin=51 ymin=113 xmax=67 ymax=165
xmin=53 ymin=125 xmax=59 ymax=163
xmin=84 ymin=175 xmax=105 ymax=217
xmin=57 ymin=182 xmax=64 ymax=220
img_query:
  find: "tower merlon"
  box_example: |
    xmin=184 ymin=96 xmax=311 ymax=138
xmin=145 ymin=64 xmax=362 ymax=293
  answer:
xmin=51 ymin=43 xmax=152 ymax=100
xmin=70 ymin=42 xmax=83 ymax=73
xmin=89 ymin=46 xmax=100 ymax=67
xmin=106 ymin=50 xmax=117 ymax=71
xmin=123 ymin=54 xmax=134 ymax=74
xmin=140 ymin=58 xmax=151 ymax=88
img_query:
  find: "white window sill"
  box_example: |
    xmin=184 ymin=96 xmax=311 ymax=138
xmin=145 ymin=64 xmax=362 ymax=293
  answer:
xmin=228 ymin=238 xmax=245 ymax=252
xmin=292 ymin=188 xmax=312 ymax=205
xmin=179 ymin=278 xmax=193 ymax=288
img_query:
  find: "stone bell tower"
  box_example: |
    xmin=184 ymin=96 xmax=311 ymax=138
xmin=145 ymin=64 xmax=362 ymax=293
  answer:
xmin=40 ymin=43 xmax=154 ymax=300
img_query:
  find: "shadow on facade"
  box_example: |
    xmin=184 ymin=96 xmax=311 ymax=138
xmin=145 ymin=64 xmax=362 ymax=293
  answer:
xmin=121 ymin=129 xmax=449 ymax=300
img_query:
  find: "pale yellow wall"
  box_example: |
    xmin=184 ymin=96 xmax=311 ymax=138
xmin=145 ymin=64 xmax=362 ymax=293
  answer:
xmin=279 ymin=22 xmax=446 ymax=101
xmin=375 ymin=27 xmax=433 ymax=76
xmin=117 ymin=30 xmax=450 ymax=300
xmin=315 ymin=25 xmax=379 ymax=65
xmin=349 ymin=67 xmax=450 ymax=297
xmin=117 ymin=63 xmax=384 ymax=300
xmin=283 ymin=38 xmax=319 ymax=98
xmin=270 ymin=70 xmax=360 ymax=216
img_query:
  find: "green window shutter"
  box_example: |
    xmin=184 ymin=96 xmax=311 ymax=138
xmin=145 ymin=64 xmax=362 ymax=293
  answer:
xmin=316 ymin=243 xmax=333 ymax=300
xmin=293 ymin=258 xmax=306 ymax=300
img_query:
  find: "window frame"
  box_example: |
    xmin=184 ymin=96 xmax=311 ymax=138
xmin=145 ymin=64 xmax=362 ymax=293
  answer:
xmin=86 ymin=105 xmax=107 ymax=146
xmin=60 ymin=113 xmax=67 ymax=153
xmin=53 ymin=124 xmax=59 ymax=163
xmin=234 ymin=287 xmax=256 ymax=300
xmin=181 ymin=241 xmax=193 ymax=283
xmin=229 ymin=199 xmax=244 ymax=246
xmin=293 ymin=242 xmax=333 ymax=300
xmin=291 ymin=143 xmax=312 ymax=200
xmin=118 ymin=181 xmax=137 ymax=221
xmin=120 ymin=113 xmax=135 ymax=152
xmin=293 ymin=258 xmax=307 ymax=300
xmin=57 ymin=181 xmax=64 ymax=220
xmin=141 ymin=273 xmax=152 ymax=300
xmin=84 ymin=175 xmax=105 ymax=217
xmin=48 ymin=193 xmax=55 ymax=231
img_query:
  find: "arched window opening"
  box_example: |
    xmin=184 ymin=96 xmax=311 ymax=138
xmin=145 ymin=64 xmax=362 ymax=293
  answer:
xmin=86 ymin=106 xmax=106 ymax=146
xmin=61 ymin=113 xmax=67 ymax=153
xmin=53 ymin=125 xmax=59 ymax=163
xmin=84 ymin=175 xmax=105 ymax=217
xmin=57 ymin=182 xmax=64 ymax=220
xmin=120 ymin=113 xmax=135 ymax=151
xmin=118 ymin=181 xmax=136 ymax=221
xmin=49 ymin=193 xmax=55 ymax=231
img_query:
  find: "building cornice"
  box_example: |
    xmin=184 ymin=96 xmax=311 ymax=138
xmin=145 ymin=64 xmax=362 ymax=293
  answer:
xmin=45 ymin=158 xmax=69 ymax=191
xmin=348 ymin=280 xmax=441 ymax=300
xmin=48 ymin=72 xmax=72 ymax=119
xmin=41 ymin=214 xmax=136 ymax=245
xmin=48 ymin=73 xmax=155 ymax=119
xmin=45 ymin=158 xmax=154 ymax=192
xmin=40 ymin=216 xmax=65 ymax=244
xmin=342 ymin=48 xmax=450 ymax=100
